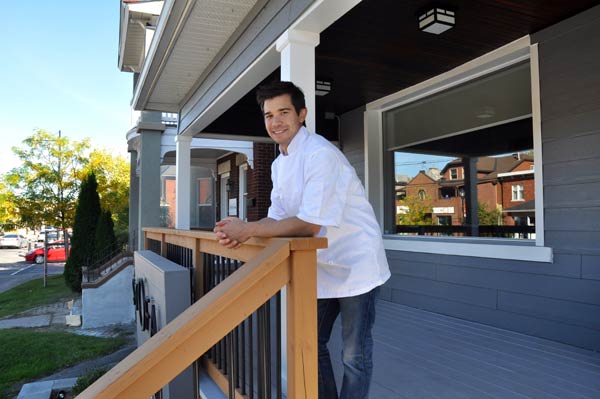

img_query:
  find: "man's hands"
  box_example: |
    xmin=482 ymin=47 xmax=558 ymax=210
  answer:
xmin=214 ymin=217 xmax=251 ymax=249
xmin=214 ymin=216 xmax=321 ymax=249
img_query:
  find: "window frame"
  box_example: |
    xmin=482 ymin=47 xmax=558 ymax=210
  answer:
xmin=364 ymin=36 xmax=552 ymax=262
xmin=450 ymin=168 xmax=458 ymax=180
xmin=511 ymin=184 xmax=525 ymax=201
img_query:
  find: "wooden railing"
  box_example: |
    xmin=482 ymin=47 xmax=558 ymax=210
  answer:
xmin=78 ymin=228 xmax=326 ymax=399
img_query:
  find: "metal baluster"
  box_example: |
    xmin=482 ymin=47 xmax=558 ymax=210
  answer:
xmin=257 ymin=307 xmax=264 ymax=399
xmin=276 ymin=292 xmax=282 ymax=399
xmin=249 ymin=311 xmax=254 ymax=399
xmin=265 ymin=301 xmax=271 ymax=399
xmin=241 ymin=318 xmax=246 ymax=395
xmin=227 ymin=333 xmax=235 ymax=399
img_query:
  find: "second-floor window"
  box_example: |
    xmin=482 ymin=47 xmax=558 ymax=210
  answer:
xmin=418 ymin=189 xmax=426 ymax=200
xmin=450 ymin=168 xmax=458 ymax=180
xmin=512 ymin=184 xmax=524 ymax=201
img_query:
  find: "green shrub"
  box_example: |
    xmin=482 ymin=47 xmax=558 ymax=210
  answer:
xmin=70 ymin=367 xmax=108 ymax=396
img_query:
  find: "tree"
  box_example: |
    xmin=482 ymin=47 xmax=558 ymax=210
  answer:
xmin=80 ymin=148 xmax=129 ymax=244
xmin=397 ymin=195 xmax=433 ymax=225
xmin=4 ymin=129 xmax=90 ymax=233
xmin=478 ymin=202 xmax=502 ymax=225
xmin=64 ymin=172 xmax=101 ymax=292
xmin=0 ymin=179 xmax=19 ymax=232
xmin=94 ymin=210 xmax=118 ymax=259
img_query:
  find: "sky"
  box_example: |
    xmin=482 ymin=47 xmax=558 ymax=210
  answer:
xmin=0 ymin=2 xmax=133 ymax=175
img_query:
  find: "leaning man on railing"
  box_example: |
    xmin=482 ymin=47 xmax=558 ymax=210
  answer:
xmin=215 ymin=81 xmax=390 ymax=399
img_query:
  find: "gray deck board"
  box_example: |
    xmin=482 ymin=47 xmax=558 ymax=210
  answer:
xmin=327 ymin=300 xmax=600 ymax=399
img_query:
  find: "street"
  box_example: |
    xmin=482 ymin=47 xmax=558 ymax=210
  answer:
xmin=0 ymin=247 xmax=65 ymax=294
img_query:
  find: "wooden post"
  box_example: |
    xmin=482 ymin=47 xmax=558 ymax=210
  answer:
xmin=286 ymin=249 xmax=318 ymax=398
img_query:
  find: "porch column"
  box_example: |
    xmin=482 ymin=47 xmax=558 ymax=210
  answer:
xmin=276 ymin=30 xmax=320 ymax=132
xmin=137 ymin=112 xmax=164 ymax=249
xmin=275 ymin=29 xmax=320 ymax=392
xmin=128 ymin=150 xmax=140 ymax=249
xmin=463 ymin=157 xmax=479 ymax=236
xmin=175 ymin=135 xmax=192 ymax=230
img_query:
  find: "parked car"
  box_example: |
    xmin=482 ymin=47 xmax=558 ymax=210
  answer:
xmin=37 ymin=230 xmax=59 ymax=242
xmin=23 ymin=240 xmax=70 ymax=264
xmin=0 ymin=233 xmax=28 ymax=249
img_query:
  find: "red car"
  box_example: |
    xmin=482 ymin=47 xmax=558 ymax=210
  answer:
xmin=24 ymin=240 xmax=70 ymax=264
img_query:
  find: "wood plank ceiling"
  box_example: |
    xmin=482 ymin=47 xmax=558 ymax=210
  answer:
xmin=204 ymin=0 xmax=599 ymax=140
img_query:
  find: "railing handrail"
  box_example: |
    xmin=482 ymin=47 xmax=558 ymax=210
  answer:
xmin=78 ymin=228 xmax=326 ymax=399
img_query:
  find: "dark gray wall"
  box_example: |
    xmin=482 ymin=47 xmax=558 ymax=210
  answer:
xmin=383 ymin=5 xmax=600 ymax=351
xmin=340 ymin=105 xmax=367 ymax=185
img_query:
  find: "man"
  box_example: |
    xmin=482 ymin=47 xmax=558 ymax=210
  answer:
xmin=214 ymin=81 xmax=390 ymax=399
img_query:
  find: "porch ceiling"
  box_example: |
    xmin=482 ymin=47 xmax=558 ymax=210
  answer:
xmin=134 ymin=0 xmax=262 ymax=112
xmin=202 ymin=0 xmax=599 ymax=139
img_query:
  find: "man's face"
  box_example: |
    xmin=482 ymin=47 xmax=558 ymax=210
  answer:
xmin=263 ymin=94 xmax=307 ymax=154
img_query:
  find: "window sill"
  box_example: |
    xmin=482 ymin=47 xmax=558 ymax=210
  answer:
xmin=383 ymin=235 xmax=553 ymax=263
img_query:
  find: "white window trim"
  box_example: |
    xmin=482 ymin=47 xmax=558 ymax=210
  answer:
xmin=512 ymin=184 xmax=525 ymax=201
xmin=365 ymin=36 xmax=552 ymax=263
xmin=450 ymin=168 xmax=458 ymax=180
xmin=219 ymin=172 xmax=230 ymax=221
xmin=239 ymin=164 xmax=248 ymax=221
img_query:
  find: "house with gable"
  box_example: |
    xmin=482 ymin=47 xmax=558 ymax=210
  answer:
xmin=79 ymin=1 xmax=600 ymax=398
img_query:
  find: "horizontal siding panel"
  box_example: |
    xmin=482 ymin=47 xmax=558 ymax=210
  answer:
xmin=545 ymin=231 xmax=600 ymax=254
xmin=390 ymin=290 xmax=600 ymax=351
xmin=498 ymin=291 xmax=600 ymax=330
xmin=543 ymin=157 xmax=600 ymax=186
xmin=388 ymin=275 xmax=497 ymax=309
xmin=544 ymin=207 xmax=600 ymax=232
xmin=387 ymin=258 xmax=437 ymax=279
xmin=543 ymin=131 xmax=600 ymax=163
xmin=542 ymin=106 xmax=600 ymax=141
xmin=386 ymin=249 xmax=581 ymax=278
xmin=582 ymin=255 xmax=600 ymax=280
xmin=538 ymin=21 xmax=600 ymax=122
xmin=543 ymin=181 xmax=600 ymax=207
xmin=436 ymin=264 xmax=600 ymax=305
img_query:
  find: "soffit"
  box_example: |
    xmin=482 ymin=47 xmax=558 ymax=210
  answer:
xmin=120 ymin=1 xmax=164 ymax=72
xmin=140 ymin=0 xmax=259 ymax=111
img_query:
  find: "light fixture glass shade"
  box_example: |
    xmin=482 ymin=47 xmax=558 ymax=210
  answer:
xmin=419 ymin=8 xmax=455 ymax=34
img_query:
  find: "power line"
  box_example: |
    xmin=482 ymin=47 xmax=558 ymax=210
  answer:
xmin=394 ymin=158 xmax=454 ymax=167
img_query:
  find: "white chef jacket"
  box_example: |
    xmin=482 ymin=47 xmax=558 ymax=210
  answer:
xmin=267 ymin=127 xmax=391 ymax=298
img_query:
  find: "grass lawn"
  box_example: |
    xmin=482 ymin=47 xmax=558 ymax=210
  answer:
xmin=0 ymin=275 xmax=78 ymax=318
xmin=0 ymin=328 xmax=126 ymax=398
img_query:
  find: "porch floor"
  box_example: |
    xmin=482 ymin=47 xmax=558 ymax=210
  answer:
xmin=328 ymin=300 xmax=600 ymax=399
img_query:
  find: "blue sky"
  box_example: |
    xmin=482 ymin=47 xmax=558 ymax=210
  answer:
xmin=0 ymin=2 xmax=133 ymax=174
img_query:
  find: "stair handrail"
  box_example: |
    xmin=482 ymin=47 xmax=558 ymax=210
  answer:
xmin=77 ymin=227 xmax=326 ymax=399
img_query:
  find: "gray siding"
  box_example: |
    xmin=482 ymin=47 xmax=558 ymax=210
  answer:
xmin=383 ymin=6 xmax=600 ymax=351
xmin=340 ymin=105 xmax=366 ymax=185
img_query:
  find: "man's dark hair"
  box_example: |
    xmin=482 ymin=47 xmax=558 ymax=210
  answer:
xmin=256 ymin=81 xmax=306 ymax=114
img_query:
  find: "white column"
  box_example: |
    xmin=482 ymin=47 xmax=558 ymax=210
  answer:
xmin=175 ymin=135 xmax=192 ymax=230
xmin=276 ymin=30 xmax=320 ymax=132
xmin=275 ymin=28 xmax=319 ymax=392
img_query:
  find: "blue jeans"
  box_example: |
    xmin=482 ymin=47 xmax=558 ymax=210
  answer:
xmin=317 ymin=286 xmax=380 ymax=399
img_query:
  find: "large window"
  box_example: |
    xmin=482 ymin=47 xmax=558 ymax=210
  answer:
xmin=197 ymin=177 xmax=213 ymax=228
xmin=385 ymin=62 xmax=536 ymax=240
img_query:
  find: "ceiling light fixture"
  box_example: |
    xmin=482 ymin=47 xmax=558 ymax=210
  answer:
xmin=315 ymin=80 xmax=331 ymax=96
xmin=419 ymin=7 xmax=455 ymax=34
